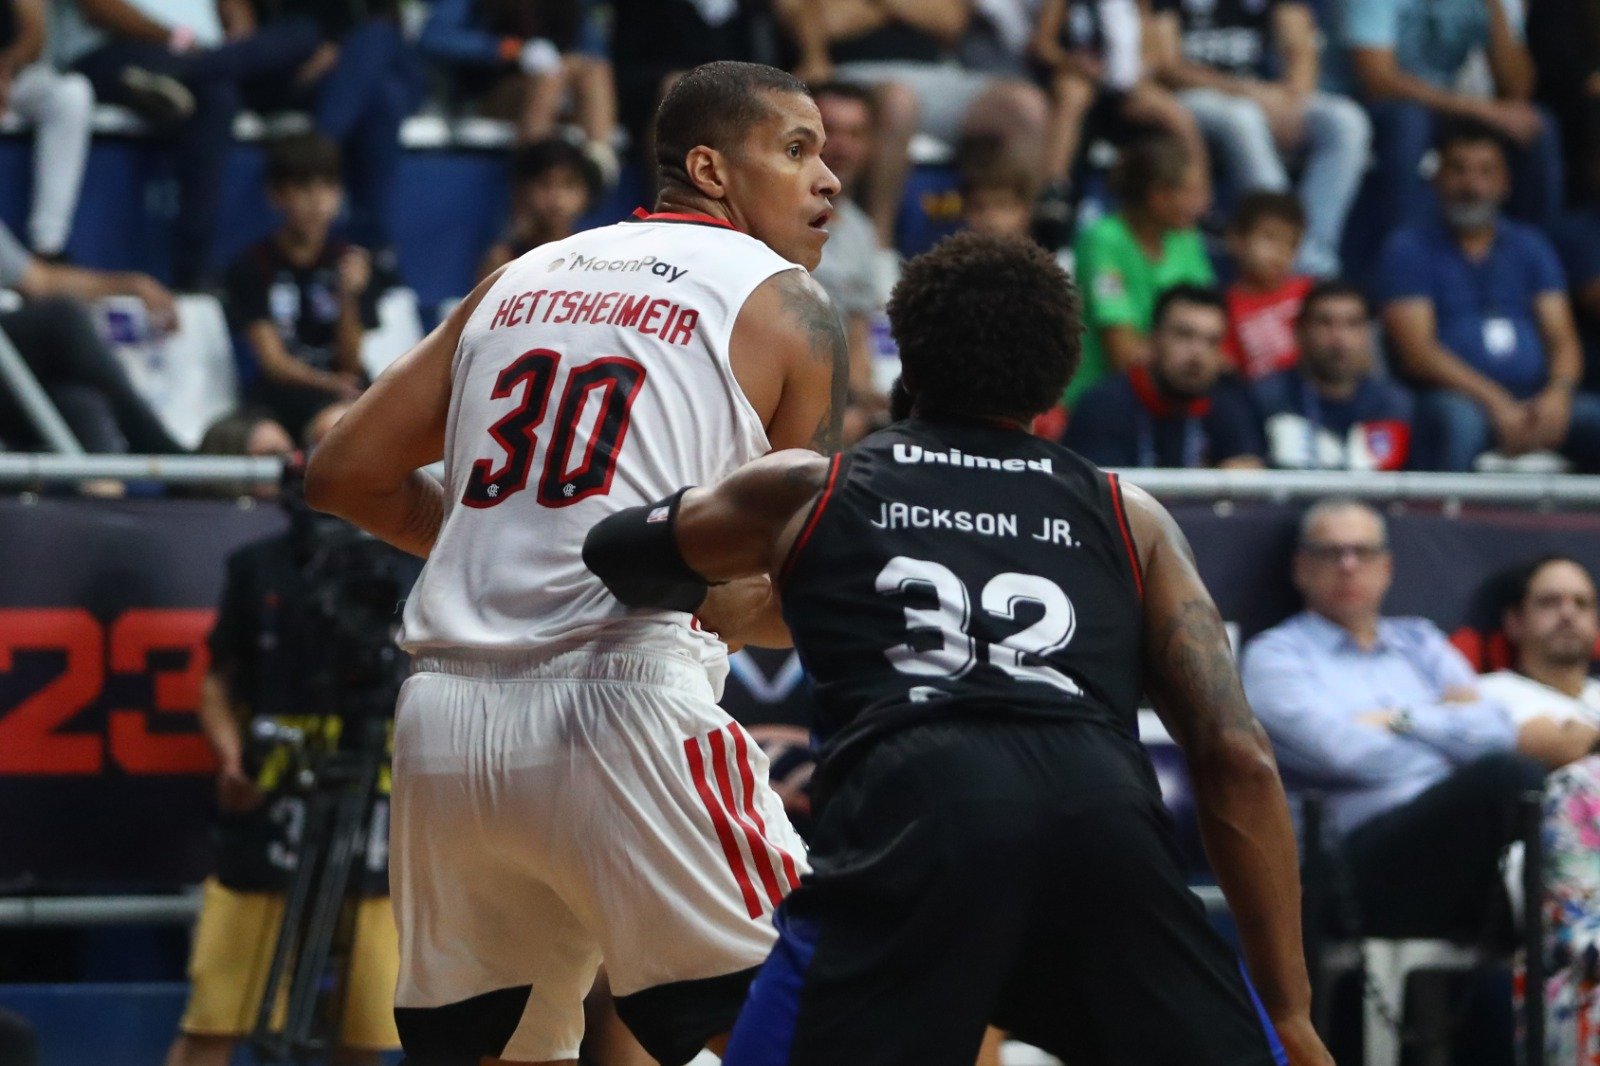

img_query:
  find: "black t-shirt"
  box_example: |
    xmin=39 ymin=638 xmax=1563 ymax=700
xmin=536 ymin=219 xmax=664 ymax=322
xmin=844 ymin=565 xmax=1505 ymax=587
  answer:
xmin=1064 ymin=368 xmax=1266 ymax=468
xmin=780 ymin=419 xmax=1146 ymax=788
xmin=224 ymin=237 xmax=388 ymax=373
xmin=1156 ymin=0 xmax=1282 ymax=77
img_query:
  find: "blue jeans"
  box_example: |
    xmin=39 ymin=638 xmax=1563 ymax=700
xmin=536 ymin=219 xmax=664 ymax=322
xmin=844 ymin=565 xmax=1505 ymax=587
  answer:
xmin=1367 ymin=100 xmax=1565 ymax=235
xmin=1412 ymin=388 xmax=1600 ymax=471
xmin=75 ymin=21 xmax=324 ymax=286
xmin=1181 ymin=89 xmax=1371 ymax=276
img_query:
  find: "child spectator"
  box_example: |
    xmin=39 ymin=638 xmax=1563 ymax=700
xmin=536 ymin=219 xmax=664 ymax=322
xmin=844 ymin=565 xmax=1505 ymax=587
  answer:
xmin=959 ymin=137 xmax=1039 ymax=239
xmin=1222 ymin=191 xmax=1314 ymax=381
xmin=477 ymin=137 xmax=602 ymax=281
xmin=1069 ymin=133 xmax=1214 ymax=406
xmin=225 ymin=133 xmax=393 ymax=441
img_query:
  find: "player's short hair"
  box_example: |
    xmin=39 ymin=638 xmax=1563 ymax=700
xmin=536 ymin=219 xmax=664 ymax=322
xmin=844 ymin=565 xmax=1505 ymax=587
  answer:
xmin=510 ymin=137 xmax=602 ymax=203
xmin=888 ymin=232 xmax=1081 ymax=421
xmin=266 ymin=131 xmax=341 ymax=188
xmin=1228 ymin=190 xmax=1305 ymax=235
xmin=654 ymin=61 xmax=811 ymax=189
xmin=1151 ymin=283 xmax=1225 ymax=330
xmin=1111 ymin=134 xmax=1195 ymax=207
xmin=1296 ymin=279 xmax=1369 ymax=329
xmin=1435 ymin=117 xmax=1509 ymax=163
xmin=957 ymin=134 xmax=1038 ymax=201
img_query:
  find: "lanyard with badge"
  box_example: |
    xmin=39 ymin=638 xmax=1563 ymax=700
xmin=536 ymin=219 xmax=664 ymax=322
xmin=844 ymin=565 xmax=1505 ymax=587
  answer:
xmin=1135 ymin=406 xmax=1205 ymax=468
xmin=1473 ymin=239 xmax=1518 ymax=362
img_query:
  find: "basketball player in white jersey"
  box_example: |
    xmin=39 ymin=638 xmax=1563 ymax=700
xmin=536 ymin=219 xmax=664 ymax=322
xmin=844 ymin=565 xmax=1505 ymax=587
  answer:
xmin=304 ymin=61 xmax=846 ymax=1066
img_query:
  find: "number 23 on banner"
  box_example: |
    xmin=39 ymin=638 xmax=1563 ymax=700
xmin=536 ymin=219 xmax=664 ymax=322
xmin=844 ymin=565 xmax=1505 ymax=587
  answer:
xmin=0 ymin=607 xmax=215 ymax=776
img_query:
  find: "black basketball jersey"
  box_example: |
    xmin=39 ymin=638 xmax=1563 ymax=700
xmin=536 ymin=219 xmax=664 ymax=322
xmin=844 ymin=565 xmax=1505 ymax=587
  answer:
xmin=780 ymin=418 xmax=1146 ymax=764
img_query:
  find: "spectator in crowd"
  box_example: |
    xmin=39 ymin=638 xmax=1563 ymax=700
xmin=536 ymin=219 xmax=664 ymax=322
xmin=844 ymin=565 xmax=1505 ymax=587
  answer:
xmin=52 ymin=0 xmax=324 ymax=287
xmin=164 ymin=421 xmax=410 ymax=1066
xmin=1478 ymin=556 xmax=1600 ymax=1064
xmin=1029 ymin=0 xmax=1208 ymax=248
xmin=1334 ymin=0 xmax=1562 ymax=235
xmin=1480 ymin=555 xmax=1600 ymax=766
xmin=1065 ymin=284 xmax=1265 ymax=467
xmin=1148 ymin=0 xmax=1369 ymax=276
xmin=1069 ymin=134 xmax=1213 ymax=405
xmin=477 ymin=136 xmax=602 ymax=281
xmin=809 ymin=82 xmax=889 ymax=439
xmin=1254 ymin=281 xmax=1414 ymax=470
xmin=1242 ymin=498 xmax=1537 ymax=941
xmin=226 ymin=0 xmax=421 ymax=256
xmin=419 ymin=0 xmax=618 ymax=183
xmin=0 ymin=216 xmax=182 ymax=454
xmin=225 ymin=133 xmax=392 ymax=441
xmin=2 ymin=0 xmax=93 ymax=260
xmin=958 ymin=136 xmax=1037 ymax=239
xmin=777 ymin=0 xmax=1049 ymax=246
xmin=196 ymin=407 xmax=295 ymax=499
xmin=1221 ymin=191 xmax=1312 ymax=381
xmin=1379 ymin=122 xmax=1600 ymax=472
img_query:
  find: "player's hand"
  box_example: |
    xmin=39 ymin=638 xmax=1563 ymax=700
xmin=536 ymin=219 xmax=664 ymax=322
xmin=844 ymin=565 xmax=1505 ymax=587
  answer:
xmin=1273 ymin=1014 xmax=1334 ymax=1066
xmin=338 ymin=247 xmax=371 ymax=299
xmin=217 ymin=761 xmax=263 ymax=813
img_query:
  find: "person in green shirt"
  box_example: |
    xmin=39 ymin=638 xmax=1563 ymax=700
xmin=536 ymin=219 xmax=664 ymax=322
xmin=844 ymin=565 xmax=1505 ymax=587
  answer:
xmin=1068 ymin=134 xmax=1215 ymax=407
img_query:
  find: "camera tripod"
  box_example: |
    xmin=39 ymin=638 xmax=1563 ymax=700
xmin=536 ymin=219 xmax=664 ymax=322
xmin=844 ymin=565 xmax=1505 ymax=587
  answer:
xmin=250 ymin=718 xmax=389 ymax=1065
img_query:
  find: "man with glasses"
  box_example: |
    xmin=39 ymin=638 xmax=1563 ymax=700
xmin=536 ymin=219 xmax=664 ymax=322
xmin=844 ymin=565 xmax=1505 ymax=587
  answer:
xmin=1241 ymin=498 xmax=1539 ymax=940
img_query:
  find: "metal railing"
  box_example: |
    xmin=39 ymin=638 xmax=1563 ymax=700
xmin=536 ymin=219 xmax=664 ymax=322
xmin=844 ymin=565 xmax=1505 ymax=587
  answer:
xmin=4 ymin=454 xmax=1600 ymax=507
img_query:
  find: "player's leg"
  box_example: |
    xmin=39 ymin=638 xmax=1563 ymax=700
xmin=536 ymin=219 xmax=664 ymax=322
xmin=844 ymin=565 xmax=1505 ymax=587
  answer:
xmin=996 ymin=789 xmax=1285 ymax=1065
xmin=723 ymin=720 xmax=1043 ymax=1065
xmin=390 ymin=670 xmax=602 ymax=1066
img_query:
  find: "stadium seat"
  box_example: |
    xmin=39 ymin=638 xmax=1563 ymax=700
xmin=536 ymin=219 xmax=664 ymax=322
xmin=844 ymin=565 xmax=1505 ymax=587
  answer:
xmin=361 ymin=286 xmax=427 ymax=380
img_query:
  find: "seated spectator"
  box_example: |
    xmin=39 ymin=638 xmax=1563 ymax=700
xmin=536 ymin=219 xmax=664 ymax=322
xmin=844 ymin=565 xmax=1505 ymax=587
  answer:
xmin=1241 ymin=498 xmax=1536 ymax=941
xmin=1028 ymin=0 xmax=1207 ymax=248
xmin=196 ymin=407 xmax=295 ymax=498
xmin=419 ymin=0 xmax=617 ymax=182
xmin=477 ymin=137 xmax=602 ymax=281
xmin=779 ymin=0 xmax=1048 ymax=246
xmin=958 ymin=137 xmax=1037 ymax=239
xmin=1478 ymin=556 xmax=1600 ymax=1063
xmin=1065 ymin=284 xmax=1265 ymax=467
xmin=0 ymin=215 xmax=182 ymax=454
xmin=1379 ymin=122 xmax=1600 ymax=472
xmin=1254 ymin=281 xmax=1413 ymax=470
xmin=225 ymin=133 xmax=392 ymax=440
xmin=1333 ymin=0 xmax=1561 ymax=235
xmin=1221 ymin=191 xmax=1312 ymax=381
xmin=1148 ymin=0 xmax=1368 ymax=276
xmin=810 ymin=83 xmax=889 ymax=440
xmin=1068 ymin=134 xmax=1213 ymax=405
xmin=1480 ymin=556 xmax=1600 ymax=767
xmin=2 ymin=0 xmax=93 ymax=260
xmin=54 ymin=0 xmax=324 ymax=286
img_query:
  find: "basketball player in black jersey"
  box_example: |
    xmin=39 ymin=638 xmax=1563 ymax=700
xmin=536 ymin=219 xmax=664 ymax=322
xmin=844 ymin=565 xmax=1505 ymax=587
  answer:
xmin=584 ymin=232 xmax=1331 ymax=1066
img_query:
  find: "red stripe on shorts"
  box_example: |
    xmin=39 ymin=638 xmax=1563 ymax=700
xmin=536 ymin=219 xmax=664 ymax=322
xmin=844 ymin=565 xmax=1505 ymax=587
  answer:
xmin=730 ymin=725 xmax=802 ymax=892
xmin=684 ymin=735 xmax=762 ymax=918
xmin=708 ymin=728 xmax=786 ymax=910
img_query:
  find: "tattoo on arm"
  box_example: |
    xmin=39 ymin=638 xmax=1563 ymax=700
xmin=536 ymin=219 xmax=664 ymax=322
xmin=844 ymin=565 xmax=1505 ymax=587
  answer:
xmin=776 ymin=270 xmax=848 ymax=453
xmin=1150 ymin=597 xmax=1264 ymax=741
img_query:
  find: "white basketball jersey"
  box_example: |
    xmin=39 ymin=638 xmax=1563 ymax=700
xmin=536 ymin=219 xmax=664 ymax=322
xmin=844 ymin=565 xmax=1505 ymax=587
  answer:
xmin=400 ymin=213 xmax=799 ymax=665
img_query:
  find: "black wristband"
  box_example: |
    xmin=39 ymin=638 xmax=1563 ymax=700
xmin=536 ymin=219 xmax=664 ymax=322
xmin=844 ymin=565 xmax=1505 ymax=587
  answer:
xmin=583 ymin=489 xmax=709 ymax=614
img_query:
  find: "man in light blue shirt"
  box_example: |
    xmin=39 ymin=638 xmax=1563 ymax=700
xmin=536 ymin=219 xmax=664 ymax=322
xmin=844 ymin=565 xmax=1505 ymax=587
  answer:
xmin=1242 ymin=498 xmax=1539 ymax=939
xmin=1328 ymin=0 xmax=1562 ymax=242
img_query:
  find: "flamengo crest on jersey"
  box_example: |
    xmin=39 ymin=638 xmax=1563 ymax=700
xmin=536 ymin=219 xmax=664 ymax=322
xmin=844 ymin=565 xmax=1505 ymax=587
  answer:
xmin=400 ymin=215 xmax=799 ymax=659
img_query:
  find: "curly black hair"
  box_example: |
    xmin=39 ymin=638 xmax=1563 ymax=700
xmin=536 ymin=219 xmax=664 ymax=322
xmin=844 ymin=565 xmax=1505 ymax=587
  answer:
xmin=888 ymin=232 xmax=1081 ymax=422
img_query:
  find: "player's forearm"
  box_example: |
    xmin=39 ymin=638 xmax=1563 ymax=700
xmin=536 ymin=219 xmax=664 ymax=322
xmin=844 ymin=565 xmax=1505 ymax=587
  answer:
xmin=1189 ymin=734 xmax=1314 ymax=1023
xmin=699 ymin=576 xmax=793 ymax=650
xmin=307 ymin=467 xmax=445 ymax=559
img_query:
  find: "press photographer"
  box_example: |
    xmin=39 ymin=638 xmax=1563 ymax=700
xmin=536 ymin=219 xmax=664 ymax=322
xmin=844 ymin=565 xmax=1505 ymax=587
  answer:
xmin=164 ymin=415 xmax=421 ymax=1066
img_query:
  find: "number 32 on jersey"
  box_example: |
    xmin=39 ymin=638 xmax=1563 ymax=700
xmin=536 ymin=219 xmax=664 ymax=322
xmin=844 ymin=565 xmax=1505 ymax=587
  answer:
xmin=462 ymin=348 xmax=646 ymax=509
xmin=877 ymin=556 xmax=1084 ymax=695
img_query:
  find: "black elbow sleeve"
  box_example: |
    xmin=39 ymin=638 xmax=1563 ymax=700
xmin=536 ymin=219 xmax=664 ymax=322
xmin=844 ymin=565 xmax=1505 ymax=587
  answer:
xmin=582 ymin=488 xmax=709 ymax=614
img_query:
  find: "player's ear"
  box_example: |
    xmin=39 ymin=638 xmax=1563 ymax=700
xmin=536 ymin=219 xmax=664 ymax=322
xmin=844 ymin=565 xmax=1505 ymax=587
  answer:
xmin=684 ymin=145 xmax=730 ymax=200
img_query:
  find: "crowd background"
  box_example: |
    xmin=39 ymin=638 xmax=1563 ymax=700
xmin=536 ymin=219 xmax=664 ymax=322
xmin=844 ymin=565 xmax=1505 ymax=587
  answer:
xmin=0 ymin=0 xmax=1595 ymax=476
